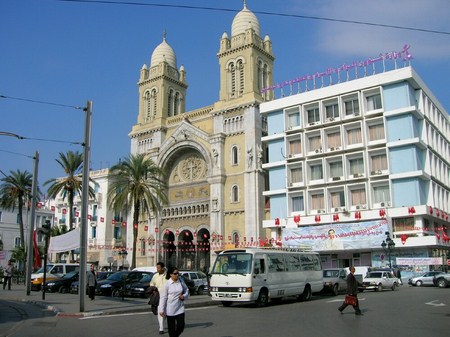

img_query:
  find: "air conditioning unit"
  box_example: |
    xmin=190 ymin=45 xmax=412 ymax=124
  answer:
xmin=332 ymin=176 xmax=341 ymax=181
xmin=354 ymin=112 xmax=360 ymax=116
xmin=353 ymin=173 xmax=360 ymax=178
xmin=315 ymin=149 xmax=320 ymax=153
xmin=330 ymin=147 xmax=335 ymax=151
xmin=356 ymin=205 xmax=361 ymax=210
xmin=334 ymin=207 xmax=341 ymax=212
xmin=376 ymin=170 xmax=382 ymax=175
xmin=370 ymin=170 xmax=376 ymax=175
xmin=380 ymin=202 xmax=385 ymax=207
xmin=317 ymin=209 xmax=325 ymax=214
xmin=288 ymin=182 xmax=293 ymax=187
xmin=361 ymin=205 xmax=367 ymax=209
xmin=288 ymin=154 xmax=293 ymax=158
xmin=309 ymin=122 xmax=316 ymax=126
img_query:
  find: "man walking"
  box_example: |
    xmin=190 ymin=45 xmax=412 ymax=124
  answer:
xmin=150 ymin=262 xmax=167 ymax=334
xmin=3 ymin=260 xmax=13 ymax=290
xmin=338 ymin=266 xmax=363 ymax=315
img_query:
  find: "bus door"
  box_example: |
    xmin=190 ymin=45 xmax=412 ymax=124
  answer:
xmin=253 ymin=254 xmax=267 ymax=292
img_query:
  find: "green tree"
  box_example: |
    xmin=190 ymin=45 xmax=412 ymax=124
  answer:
xmin=44 ymin=150 xmax=95 ymax=262
xmin=108 ymin=154 xmax=167 ymax=269
xmin=0 ymin=170 xmax=34 ymax=253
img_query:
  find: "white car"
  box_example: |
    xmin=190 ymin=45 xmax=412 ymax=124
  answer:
xmin=362 ymin=271 xmax=400 ymax=291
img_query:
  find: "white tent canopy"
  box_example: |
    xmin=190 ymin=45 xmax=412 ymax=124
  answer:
xmin=48 ymin=228 xmax=80 ymax=253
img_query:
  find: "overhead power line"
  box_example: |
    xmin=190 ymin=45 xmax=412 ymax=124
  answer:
xmin=0 ymin=94 xmax=82 ymax=110
xmin=56 ymin=0 xmax=450 ymax=36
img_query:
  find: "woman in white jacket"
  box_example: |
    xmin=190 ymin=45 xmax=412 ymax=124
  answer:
xmin=158 ymin=266 xmax=189 ymax=337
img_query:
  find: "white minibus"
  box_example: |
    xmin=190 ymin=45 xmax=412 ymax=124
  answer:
xmin=209 ymin=248 xmax=323 ymax=307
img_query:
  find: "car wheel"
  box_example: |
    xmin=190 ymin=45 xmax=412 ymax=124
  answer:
xmin=255 ymin=289 xmax=269 ymax=307
xmin=332 ymin=284 xmax=339 ymax=296
xmin=221 ymin=301 xmax=233 ymax=307
xmin=197 ymin=286 xmax=204 ymax=295
xmin=111 ymin=288 xmax=121 ymax=297
xmin=415 ymin=280 xmax=423 ymax=287
xmin=299 ymin=285 xmax=312 ymax=301
xmin=436 ymin=278 xmax=448 ymax=288
xmin=59 ymin=286 xmax=68 ymax=294
xmin=391 ymin=283 xmax=398 ymax=291
xmin=376 ymin=284 xmax=382 ymax=292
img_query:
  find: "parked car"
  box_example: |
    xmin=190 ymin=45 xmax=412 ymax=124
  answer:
xmin=179 ymin=270 xmax=208 ymax=295
xmin=408 ymin=271 xmax=444 ymax=286
xmin=70 ymin=271 xmax=115 ymax=294
xmin=44 ymin=271 xmax=79 ymax=293
xmin=96 ymin=271 xmax=153 ymax=297
xmin=362 ymin=271 xmax=400 ymax=291
xmin=322 ymin=268 xmax=348 ymax=296
xmin=433 ymin=273 xmax=450 ymax=288
xmin=125 ymin=272 xmax=154 ymax=298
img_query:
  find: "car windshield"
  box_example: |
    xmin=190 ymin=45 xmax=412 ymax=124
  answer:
xmin=323 ymin=270 xmax=339 ymax=277
xmin=367 ymin=272 xmax=382 ymax=278
xmin=106 ymin=272 xmax=129 ymax=281
xmin=62 ymin=271 xmax=78 ymax=279
xmin=139 ymin=274 xmax=153 ymax=282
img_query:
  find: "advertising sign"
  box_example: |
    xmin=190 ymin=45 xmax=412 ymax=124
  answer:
xmin=282 ymin=220 xmax=389 ymax=251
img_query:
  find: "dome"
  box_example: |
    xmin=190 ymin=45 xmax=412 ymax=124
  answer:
xmin=150 ymin=36 xmax=177 ymax=69
xmin=231 ymin=3 xmax=260 ymax=37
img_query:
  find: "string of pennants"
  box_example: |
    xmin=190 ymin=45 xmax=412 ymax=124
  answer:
xmin=88 ymin=238 xmax=281 ymax=253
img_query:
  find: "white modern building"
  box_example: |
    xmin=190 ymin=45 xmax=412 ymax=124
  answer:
xmin=261 ymin=61 xmax=450 ymax=272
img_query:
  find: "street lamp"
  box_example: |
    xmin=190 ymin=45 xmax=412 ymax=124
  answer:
xmin=381 ymin=231 xmax=395 ymax=268
xmin=118 ymin=249 xmax=128 ymax=270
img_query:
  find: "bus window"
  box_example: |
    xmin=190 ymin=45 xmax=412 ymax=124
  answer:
xmin=254 ymin=258 xmax=265 ymax=274
xmin=268 ymin=254 xmax=285 ymax=272
xmin=286 ymin=254 xmax=301 ymax=272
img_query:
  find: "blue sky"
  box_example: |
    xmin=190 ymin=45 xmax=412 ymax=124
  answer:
xmin=1 ymin=0 xmax=449 ymax=193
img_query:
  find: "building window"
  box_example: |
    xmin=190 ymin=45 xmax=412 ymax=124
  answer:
xmin=311 ymin=193 xmax=324 ymax=210
xmin=368 ymin=123 xmax=385 ymax=141
xmin=228 ymin=62 xmax=236 ymax=97
xmin=231 ymin=146 xmax=239 ymax=165
xmin=237 ymin=59 xmax=244 ymax=95
xmin=174 ymin=92 xmax=180 ymax=116
xmin=287 ymin=112 xmax=300 ymax=128
xmin=231 ymin=185 xmax=239 ymax=203
xmin=292 ymin=195 xmax=304 ymax=212
xmin=310 ymin=164 xmax=323 ymax=180
xmin=325 ymin=103 xmax=339 ymax=119
xmin=290 ymin=167 xmax=303 ymax=183
xmin=91 ymin=226 xmax=97 ymax=239
xmin=370 ymin=153 xmax=387 ymax=171
xmin=366 ymin=93 xmax=382 ymax=111
xmin=140 ymin=239 xmax=146 ymax=256
xmin=373 ymin=185 xmax=390 ymax=203
xmin=232 ymin=232 xmax=240 ymax=245
xmin=307 ymin=107 xmax=320 ymax=123
xmin=349 ymin=157 xmax=364 ymax=175
xmin=329 ymin=161 xmax=343 ymax=177
xmin=145 ymin=91 xmax=152 ymax=122
xmin=327 ymin=132 xmax=341 ymax=149
xmin=351 ymin=187 xmax=367 ymax=206
xmin=308 ymin=135 xmax=322 ymax=152
xmin=344 ymin=97 xmax=360 ymax=115
xmin=14 ymin=237 xmax=21 ymax=248
xmin=330 ymin=190 xmax=345 ymax=208
xmin=347 ymin=128 xmax=362 ymax=145
xmin=289 ymin=139 xmax=302 ymax=156
xmin=150 ymin=89 xmax=157 ymax=121
xmin=114 ymin=226 xmax=121 ymax=240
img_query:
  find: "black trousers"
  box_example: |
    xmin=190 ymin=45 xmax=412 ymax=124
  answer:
xmin=338 ymin=295 xmax=361 ymax=313
xmin=167 ymin=313 xmax=185 ymax=337
xmin=88 ymin=286 xmax=96 ymax=300
xmin=3 ymin=276 xmax=11 ymax=290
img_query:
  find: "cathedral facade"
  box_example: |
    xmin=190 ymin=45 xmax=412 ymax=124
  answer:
xmin=128 ymin=4 xmax=274 ymax=270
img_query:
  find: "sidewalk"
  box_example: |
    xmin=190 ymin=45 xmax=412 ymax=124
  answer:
xmin=0 ymin=284 xmax=216 ymax=317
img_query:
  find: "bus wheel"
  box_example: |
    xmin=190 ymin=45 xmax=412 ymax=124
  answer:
xmin=299 ymin=286 xmax=312 ymax=301
xmin=255 ymin=290 xmax=269 ymax=307
xmin=221 ymin=301 xmax=233 ymax=307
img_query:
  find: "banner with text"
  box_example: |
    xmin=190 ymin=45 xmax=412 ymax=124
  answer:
xmin=282 ymin=220 xmax=389 ymax=251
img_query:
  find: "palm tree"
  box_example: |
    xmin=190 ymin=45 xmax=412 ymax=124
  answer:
xmin=0 ymin=170 xmax=34 ymax=253
xmin=44 ymin=150 xmax=95 ymax=262
xmin=108 ymin=153 xmax=167 ymax=270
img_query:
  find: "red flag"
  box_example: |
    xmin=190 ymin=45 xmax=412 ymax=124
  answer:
xmin=33 ymin=230 xmax=41 ymax=270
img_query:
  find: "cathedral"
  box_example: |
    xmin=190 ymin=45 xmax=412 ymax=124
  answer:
xmin=128 ymin=3 xmax=274 ymax=270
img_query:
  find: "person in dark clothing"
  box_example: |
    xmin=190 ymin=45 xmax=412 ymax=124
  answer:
xmin=87 ymin=264 xmax=97 ymax=300
xmin=338 ymin=266 xmax=363 ymax=315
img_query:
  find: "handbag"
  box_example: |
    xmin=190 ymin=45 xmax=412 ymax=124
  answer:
xmin=344 ymin=295 xmax=357 ymax=306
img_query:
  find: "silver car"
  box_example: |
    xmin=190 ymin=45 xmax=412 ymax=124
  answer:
xmin=179 ymin=271 xmax=209 ymax=295
xmin=408 ymin=271 xmax=444 ymax=286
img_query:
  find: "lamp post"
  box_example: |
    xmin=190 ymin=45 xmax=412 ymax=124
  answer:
xmin=118 ymin=249 xmax=128 ymax=270
xmin=381 ymin=232 xmax=395 ymax=268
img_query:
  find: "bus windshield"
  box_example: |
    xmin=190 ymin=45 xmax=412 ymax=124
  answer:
xmin=211 ymin=253 xmax=252 ymax=275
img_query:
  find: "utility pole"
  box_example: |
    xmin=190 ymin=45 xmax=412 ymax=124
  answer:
xmin=79 ymin=101 xmax=92 ymax=312
xmin=26 ymin=151 xmax=39 ymax=295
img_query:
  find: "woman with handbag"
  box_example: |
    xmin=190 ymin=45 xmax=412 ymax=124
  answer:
xmin=338 ymin=266 xmax=363 ymax=315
